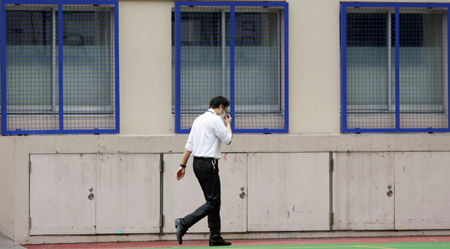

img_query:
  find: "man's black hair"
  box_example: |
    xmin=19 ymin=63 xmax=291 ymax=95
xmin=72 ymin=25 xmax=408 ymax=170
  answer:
xmin=209 ymin=96 xmax=230 ymax=109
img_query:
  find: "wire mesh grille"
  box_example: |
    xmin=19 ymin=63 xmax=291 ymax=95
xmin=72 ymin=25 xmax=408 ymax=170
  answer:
xmin=234 ymin=6 xmax=286 ymax=130
xmin=1 ymin=2 xmax=118 ymax=134
xmin=5 ymin=5 xmax=60 ymax=131
xmin=399 ymin=7 xmax=448 ymax=129
xmin=176 ymin=3 xmax=288 ymax=133
xmin=63 ymin=6 xmax=116 ymax=130
xmin=343 ymin=4 xmax=449 ymax=132
xmin=178 ymin=6 xmax=230 ymax=130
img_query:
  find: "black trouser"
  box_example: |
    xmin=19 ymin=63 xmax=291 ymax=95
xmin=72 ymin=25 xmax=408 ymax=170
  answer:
xmin=180 ymin=157 xmax=221 ymax=240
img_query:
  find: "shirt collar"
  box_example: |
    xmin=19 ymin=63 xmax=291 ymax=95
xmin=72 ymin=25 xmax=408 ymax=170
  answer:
xmin=207 ymin=109 xmax=216 ymax=115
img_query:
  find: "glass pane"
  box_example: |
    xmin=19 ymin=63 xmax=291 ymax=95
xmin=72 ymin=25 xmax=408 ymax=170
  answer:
xmin=232 ymin=9 xmax=281 ymax=112
xmin=63 ymin=9 xmax=113 ymax=113
xmin=346 ymin=12 xmax=392 ymax=109
xmin=179 ymin=9 xmax=229 ymax=113
xmin=6 ymin=9 xmax=56 ymax=110
xmin=399 ymin=12 xmax=443 ymax=108
xmin=399 ymin=8 xmax=447 ymax=129
xmin=345 ymin=8 xmax=397 ymax=130
xmin=4 ymin=6 xmax=60 ymax=132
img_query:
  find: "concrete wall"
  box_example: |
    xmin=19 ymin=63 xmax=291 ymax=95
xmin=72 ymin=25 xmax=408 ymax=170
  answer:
xmin=0 ymin=137 xmax=14 ymax=239
xmin=120 ymin=0 xmax=174 ymax=134
xmin=1 ymin=134 xmax=449 ymax=244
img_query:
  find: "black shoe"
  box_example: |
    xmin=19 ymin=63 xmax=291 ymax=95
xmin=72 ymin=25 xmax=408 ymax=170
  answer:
xmin=209 ymin=238 xmax=232 ymax=246
xmin=175 ymin=219 xmax=186 ymax=245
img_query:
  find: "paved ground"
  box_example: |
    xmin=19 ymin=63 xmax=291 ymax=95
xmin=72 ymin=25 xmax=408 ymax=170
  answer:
xmin=0 ymin=232 xmax=26 ymax=249
xmin=20 ymin=236 xmax=450 ymax=249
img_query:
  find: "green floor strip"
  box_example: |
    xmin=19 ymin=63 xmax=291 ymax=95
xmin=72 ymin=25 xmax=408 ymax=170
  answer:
xmin=140 ymin=242 xmax=450 ymax=249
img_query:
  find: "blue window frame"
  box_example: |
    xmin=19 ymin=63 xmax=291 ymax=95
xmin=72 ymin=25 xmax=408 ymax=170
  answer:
xmin=0 ymin=0 xmax=119 ymax=135
xmin=174 ymin=1 xmax=289 ymax=134
xmin=341 ymin=2 xmax=450 ymax=133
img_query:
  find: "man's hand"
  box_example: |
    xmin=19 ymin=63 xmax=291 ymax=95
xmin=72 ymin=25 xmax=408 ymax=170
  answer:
xmin=177 ymin=150 xmax=191 ymax=180
xmin=224 ymin=114 xmax=233 ymax=144
xmin=224 ymin=114 xmax=232 ymax=125
xmin=176 ymin=167 xmax=186 ymax=181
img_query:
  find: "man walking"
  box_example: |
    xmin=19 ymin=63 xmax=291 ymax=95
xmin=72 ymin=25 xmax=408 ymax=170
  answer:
xmin=175 ymin=96 xmax=233 ymax=247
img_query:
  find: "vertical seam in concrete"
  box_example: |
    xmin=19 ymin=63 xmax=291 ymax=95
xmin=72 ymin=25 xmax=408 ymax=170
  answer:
xmin=159 ymin=153 xmax=164 ymax=234
xmin=329 ymin=152 xmax=334 ymax=231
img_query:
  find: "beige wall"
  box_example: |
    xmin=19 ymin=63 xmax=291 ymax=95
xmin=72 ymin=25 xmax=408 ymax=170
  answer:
xmin=118 ymin=0 xmax=343 ymax=134
xmin=0 ymin=137 xmax=14 ymax=239
xmin=289 ymin=0 xmax=341 ymax=134
xmin=118 ymin=0 xmax=450 ymax=134
xmin=120 ymin=0 xmax=174 ymax=134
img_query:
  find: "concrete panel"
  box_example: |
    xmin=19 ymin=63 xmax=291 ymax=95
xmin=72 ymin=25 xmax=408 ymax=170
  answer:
xmin=248 ymin=153 xmax=329 ymax=231
xmin=395 ymin=152 xmax=450 ymax=230
xmin=219 ymin=153 xmax=248 ymax=233
xmin=334 ymin=153 xmax=395 ymax=230
xmin=30 ymin=154 xmax=96 ymax=235
xmin=163 ymin=153 xmax=247 ymax=234
xmin=96 ymin=154 xmax=160 ymax=234
xmin=0 ymin=137 xmax=15 ymax=239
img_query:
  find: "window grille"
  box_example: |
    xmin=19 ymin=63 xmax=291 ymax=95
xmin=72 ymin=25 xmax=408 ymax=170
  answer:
xmin=341 ymin=3 xmax=450 ymax=133
xmin=174 ymin=1 xmax=289 ymax=133
xmin=0 ymin=0 xmax=119 ymax=135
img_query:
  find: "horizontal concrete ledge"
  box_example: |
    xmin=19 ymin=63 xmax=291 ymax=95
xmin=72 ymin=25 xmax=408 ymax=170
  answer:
xmin=7 ymin=133 xmax=450 ymax=154
xmin=23 ymin=230 xmax=450 ymax=245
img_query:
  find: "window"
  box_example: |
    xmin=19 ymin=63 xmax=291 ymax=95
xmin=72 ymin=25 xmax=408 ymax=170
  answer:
xmin=1 ymin=1 xmax=118 ymax=135
xmin=341 ymin=3 xmax=450 ymax=132
xmin=174 ymin=2 xmax=288 ymax=133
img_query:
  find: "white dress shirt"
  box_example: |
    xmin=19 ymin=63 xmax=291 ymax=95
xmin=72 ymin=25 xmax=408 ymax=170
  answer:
xmin=185 ymin=109 xmax=232 ymax=159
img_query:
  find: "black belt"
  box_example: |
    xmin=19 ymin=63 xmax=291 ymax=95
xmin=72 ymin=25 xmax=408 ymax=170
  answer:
xmin=194 ymin=156 xmax=218 ymax=161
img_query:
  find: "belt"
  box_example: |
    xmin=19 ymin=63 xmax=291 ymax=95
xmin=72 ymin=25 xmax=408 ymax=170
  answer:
xmin=194 ymin=156 xmax=218 ymax=160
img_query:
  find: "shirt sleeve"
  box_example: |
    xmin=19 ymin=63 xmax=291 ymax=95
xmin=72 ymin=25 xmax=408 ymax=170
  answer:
xmin=212 ymin=117 xmax=232 ymax=145
xmin=185 ymin=131 xmax=194 ymax=152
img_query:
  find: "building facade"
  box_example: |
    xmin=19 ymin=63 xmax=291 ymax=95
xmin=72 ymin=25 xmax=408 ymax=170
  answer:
xmin=1 ymin=0 xmax=450 ymax=245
